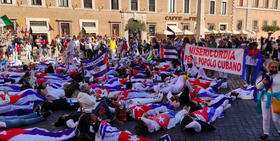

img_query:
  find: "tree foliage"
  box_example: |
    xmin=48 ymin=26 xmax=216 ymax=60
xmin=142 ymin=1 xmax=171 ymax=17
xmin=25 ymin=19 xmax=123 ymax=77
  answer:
xmin=125 ymin=20 xmax=146 ymax=33
xmin=262 ymin=25 xmax=280 ymax=38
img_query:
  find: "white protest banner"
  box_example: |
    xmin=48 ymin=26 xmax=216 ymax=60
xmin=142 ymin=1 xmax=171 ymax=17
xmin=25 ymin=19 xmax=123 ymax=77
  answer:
xmin=184 ymin=44 xmax=244 ymax=75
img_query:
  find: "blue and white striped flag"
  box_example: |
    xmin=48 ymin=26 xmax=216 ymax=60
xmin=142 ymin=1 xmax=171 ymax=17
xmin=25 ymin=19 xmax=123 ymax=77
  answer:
xmin=81 ymin=49 xmax=109 ymax=78
xmin=160 ymin=45 xmax=178 ymax=61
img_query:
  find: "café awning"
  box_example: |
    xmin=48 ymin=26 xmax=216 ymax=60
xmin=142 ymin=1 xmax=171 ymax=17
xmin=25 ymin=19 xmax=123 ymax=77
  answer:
xmin=241 ymin=30 xmax=250 ymax=34
xmin=219 ymin=30 xmax=226 ymax=34
xmin=205 ymin=28 xmax=210 ymax=34
xmin=183 ymin=30 xmax=194 ymax=35
xmin=167 ymin=25 xmax=183 ymax=35
xmin=83 ymin=27 xmax=97 ymax=34
xmin=163 ymin=30 xmax=174 ymax=35
xmin=210 ymin=30 xmax=219 ymax=34
xmin=233 ymin=30 xmax=241 ymax=34
xmin=226 ymin=30 xmax=233 ymax=34
xmin=30 ymin=26 xmax=49 ymax=33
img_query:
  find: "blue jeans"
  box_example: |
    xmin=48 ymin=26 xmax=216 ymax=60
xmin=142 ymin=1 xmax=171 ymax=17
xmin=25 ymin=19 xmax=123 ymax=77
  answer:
xmin=246 ymin=65 xmax=257 ymax=85
xmin=92 ymin=100 xmax=114 ymax=120
xmin=0 ymin=113 xmax=42 ymax=128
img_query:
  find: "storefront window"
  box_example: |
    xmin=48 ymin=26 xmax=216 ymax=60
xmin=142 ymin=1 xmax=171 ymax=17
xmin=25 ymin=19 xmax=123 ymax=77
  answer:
xmin=60 ymin=23 xmax=70 ymax=37
xmin=149 ymin=24 xmax=156 ymax=36
xmin=220 ymin=24 xmax=227 ymax=31
xmin=253 ymin=20 xmax=258 ymax=31
xmin=112 ymin=23 xmax=120 ymax=37
xmin=237 ymin=20 xmax=242 ymax=30
xmin=182 ymin=23 xmax=190 ymax=30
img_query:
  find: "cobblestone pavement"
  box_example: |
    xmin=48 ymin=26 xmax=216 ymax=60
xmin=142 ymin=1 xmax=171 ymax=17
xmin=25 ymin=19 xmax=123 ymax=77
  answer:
xmin=18 ymin=52 xmax=279 ymax=141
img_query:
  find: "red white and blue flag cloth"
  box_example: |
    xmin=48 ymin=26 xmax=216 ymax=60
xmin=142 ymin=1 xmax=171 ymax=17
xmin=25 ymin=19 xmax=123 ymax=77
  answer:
xmin=159 ymin=45 xmax=178 ymax=61
xmin=81 ymin=49 xmax=109 ymax=78
xmin=95 ymin=121 xmax=151 ymax=141
xmin=0 ymin=128 xmax=75 ymax=141
xmin=0 ymin=89 xmax=45 ymax=116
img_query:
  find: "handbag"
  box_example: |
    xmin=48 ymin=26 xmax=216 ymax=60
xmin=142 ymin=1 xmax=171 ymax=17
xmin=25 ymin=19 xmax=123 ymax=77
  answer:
xmin=271 ymin=86 xmax=280 ymax=114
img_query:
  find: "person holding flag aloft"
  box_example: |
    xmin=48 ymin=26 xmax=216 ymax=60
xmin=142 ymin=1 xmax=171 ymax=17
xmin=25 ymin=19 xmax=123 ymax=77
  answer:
xmin=244 ymin=42 xmax=262 ymax=85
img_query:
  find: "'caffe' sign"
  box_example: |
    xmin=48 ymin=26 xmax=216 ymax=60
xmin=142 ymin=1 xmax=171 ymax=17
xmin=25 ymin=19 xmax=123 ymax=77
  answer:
xmin=165 ymin=16 xmax=196 ymax=21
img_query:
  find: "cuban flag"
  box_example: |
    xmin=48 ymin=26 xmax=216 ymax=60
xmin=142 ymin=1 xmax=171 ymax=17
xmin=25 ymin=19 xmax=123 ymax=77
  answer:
xmin=189 ymin=78 xmax=211 ymax=89
xmin=96 ymin=121 xmax=151 ymax=141
xmin=241 ymin=49 xmax=262 ymax=80
xmin=160 ymin=45 xmax=178 ymax=61
xmin=0 ymin=89 xmax=45 ymax=116
xmin=148 ymin=113 xmax=171 ymax=130
xmin=0 ymin=128 xmax=75 ymax=141
xmin=129 ymin=105 xmax=153 ymax=119
xmin=0 ymin=89 xmax=45 ymax=104
xmin=81 ymin=49 xmax=109 ymax=78
xmin=0 ymin=84 xmax=22 ymax=92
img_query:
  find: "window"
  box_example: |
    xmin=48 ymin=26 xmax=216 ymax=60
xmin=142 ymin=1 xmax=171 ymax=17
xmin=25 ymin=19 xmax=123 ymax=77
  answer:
xmin=273 ymin=20 xmax=277 ymax=26
xmin=184 ymin=0 xmax=190 ymax=13
xmin=59 ymin=0 xmax=68 ymax=7
xmin=169 ymin=0 xmax=175 ymax=13
xmin=84 ymin=0 xmax=92 ymax=8
xmin=221 ymin=2 xmax=227 ymax=15
xmin=60 ymin=23 xmax=70 ymax=37
xmin=182 ymin=23 xmax=190 ymax=30
xmin=210 ymin=1 xmax=215 ymax=14
xmin=1 ymin=0 xmax=12 ymax=4
xmin=111 ymin=23 xmax=120 ymax=36
xmin=263 ymin=20 xmax=268 ymax=26
xmin=111 ymin=0 xmax=119 ymax=10
xmin=220 ymin=24 xmax=227 ymax=31
xmin=264 ymin=0 xmax=269 ymax=8
xmin=208 ymin=23 xmax=215 ymax=30
xmin=273 ymin=0 xmax=278 ymax=9
xmin=253 ymin=20 xmax=258 ymax=31
xmin=148 ymin=24 xmax=156 ymax=36
xmin=149 ymin=0 xmax=155 ymax=11
xmin=239 ymin=0 xmax=243 ymax=6
xmin=237 ymin=20 xmax=243 ymax=30
xmin=32 ymin=0 xmax=42 ymax=5
xmin=131 ymin=0 xmax=138 ymax=11
xmin=253 ymin=0 xmax=259 ymax=7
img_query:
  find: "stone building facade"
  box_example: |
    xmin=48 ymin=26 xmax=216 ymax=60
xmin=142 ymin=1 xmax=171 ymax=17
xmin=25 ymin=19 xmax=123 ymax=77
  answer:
xmin=0 ymin=0 xmax=233 ymax=41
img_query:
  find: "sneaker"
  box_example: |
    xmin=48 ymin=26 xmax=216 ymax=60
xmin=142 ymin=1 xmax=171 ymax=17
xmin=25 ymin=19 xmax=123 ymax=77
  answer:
xmin=258 ymin=134 xmax=268 ymax=141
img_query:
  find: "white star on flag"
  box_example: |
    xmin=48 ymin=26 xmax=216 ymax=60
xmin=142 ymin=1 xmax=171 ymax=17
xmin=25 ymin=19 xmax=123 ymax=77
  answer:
xmin=135 ymin=106 xmax=143 ymax=111
xmin=158 ymin=116 xmax=165 ymax=123
xmin=129 ymin=135 xmax=140 ymax=141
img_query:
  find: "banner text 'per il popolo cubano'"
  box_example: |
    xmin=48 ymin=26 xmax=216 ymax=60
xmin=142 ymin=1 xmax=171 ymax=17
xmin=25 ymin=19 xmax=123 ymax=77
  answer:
xmin=184 ymin=44 xmax=244 ymax=75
